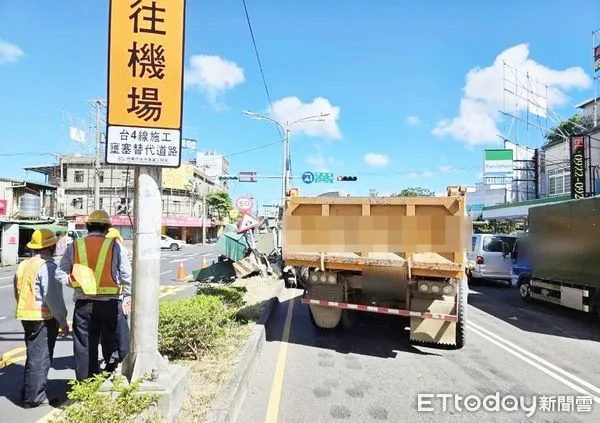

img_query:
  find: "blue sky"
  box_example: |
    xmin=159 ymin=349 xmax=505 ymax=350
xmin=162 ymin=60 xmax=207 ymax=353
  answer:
xmin=1 ymin=0 xmax=599 ymax=207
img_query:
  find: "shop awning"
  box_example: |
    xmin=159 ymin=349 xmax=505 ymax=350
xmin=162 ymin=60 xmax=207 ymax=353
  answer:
xmin=20 ymin=223 xmax=69 ymax=233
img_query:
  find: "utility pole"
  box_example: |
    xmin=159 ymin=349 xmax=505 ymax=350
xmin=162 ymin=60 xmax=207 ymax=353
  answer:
xmin=198 ymin=162 xmax=210 ymax=245
xmin=282 ymin=125 xmax=289 ymax=206
xmin=89 ymin=99 xmax=106 ymax=210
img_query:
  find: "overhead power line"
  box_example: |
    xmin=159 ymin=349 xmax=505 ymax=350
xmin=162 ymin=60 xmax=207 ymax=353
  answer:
xmin=240 ymin=0 xmax=283 ymax=139
xmin=223 ymin=140 xmax=281 ymax=158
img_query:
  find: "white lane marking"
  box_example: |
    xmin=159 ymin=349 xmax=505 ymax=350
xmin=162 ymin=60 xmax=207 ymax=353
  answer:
xmin=169 ymin=257 xmax=193 ymax=263
xmin=470 ymin=321 xmax=600 ymax=396
xmin=0 ymin=285 xmax=13 ymax=289
xmin=469 ymin=322 xmax=600 ymax=404
xmin=160 ymin=270 xmax=172 ymax=275
xmin=0 ymin=276 xmax=13 ymax=280
xmin=0 ymin=316 xmax=6 ymax=320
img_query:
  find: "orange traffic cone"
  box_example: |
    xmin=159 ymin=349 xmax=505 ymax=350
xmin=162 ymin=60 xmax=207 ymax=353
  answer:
xmin=201 ymin=255 xmax=208 ymax=269
xmin=177 ymin=262 xmax=186 ymax=281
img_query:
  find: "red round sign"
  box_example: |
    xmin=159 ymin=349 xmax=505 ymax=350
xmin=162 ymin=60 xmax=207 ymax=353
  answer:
xmin=236 ymin=196 xmax=254 ymax=212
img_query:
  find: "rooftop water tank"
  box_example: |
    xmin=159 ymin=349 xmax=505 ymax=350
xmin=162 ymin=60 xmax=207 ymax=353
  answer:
xmin=19 ymin=194 xmax=41 ymax=218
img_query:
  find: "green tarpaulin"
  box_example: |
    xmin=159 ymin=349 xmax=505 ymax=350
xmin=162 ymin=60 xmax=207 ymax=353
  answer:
xmin=20 ymin=223 xmax=68 ymax=233
xmin=216 ymin=224 xmax=249 ymax=261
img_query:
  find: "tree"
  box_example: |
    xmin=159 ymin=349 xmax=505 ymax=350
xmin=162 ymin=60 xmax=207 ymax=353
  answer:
xmin=205 ymin=190 xmax=232 ymax=220
xmin=368 ymin=188 xmax=379 ymax=197
xmin=473 ymin=218 xmax=521 ymax=234
xmin=391 ymin=187 xmax=436 ymax=197
xmin=545 ymin=114 xmax=590 ymax=146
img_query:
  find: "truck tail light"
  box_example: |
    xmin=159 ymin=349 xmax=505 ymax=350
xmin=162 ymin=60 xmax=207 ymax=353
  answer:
xmin=476 ymin=255 xmax=484 ymax=264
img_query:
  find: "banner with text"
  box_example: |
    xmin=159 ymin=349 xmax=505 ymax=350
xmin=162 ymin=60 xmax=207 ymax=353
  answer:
xmin=484 ymin=149 xmax=513 ymax=181
xmin=569 ymin=135 xmax=587 ymax=199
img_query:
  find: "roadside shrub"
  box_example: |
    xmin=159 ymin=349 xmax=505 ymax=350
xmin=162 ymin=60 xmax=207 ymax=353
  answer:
xmin=49 ymin=372 xmax=160 ymax=423
xmin=158 ymin=295 xmax=233 ymax=360
xmin=196 ymin=284 xmax=246 ymax=309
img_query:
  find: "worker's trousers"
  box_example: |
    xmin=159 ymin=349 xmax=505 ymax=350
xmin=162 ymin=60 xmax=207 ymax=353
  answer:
xmin=101 ymin=301 xmax=130 ymax=370
xmin=73 ymin=300 xmax=120 ymax=381
xmin=21 ymin=318 xmax=59 ymax=405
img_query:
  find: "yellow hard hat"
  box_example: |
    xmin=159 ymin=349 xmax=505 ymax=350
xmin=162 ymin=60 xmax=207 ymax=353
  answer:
xmin=88 ymin=209 xmax=111 ymax=225
xmin=27 ymin=228 xmax=58 ymax=250
xmin=106 ymin=227 xmax=123 ymax=242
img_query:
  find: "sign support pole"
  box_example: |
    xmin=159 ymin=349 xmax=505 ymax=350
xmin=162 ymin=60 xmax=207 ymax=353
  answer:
xmin=123 ymin=166 xmax=166 ymax=380
xmin=104 ymin=0 xmax=189 ymax=418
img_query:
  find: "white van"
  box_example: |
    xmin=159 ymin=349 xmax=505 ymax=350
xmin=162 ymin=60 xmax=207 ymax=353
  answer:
xmin=466 ymin=233 xmax=517 ymax=282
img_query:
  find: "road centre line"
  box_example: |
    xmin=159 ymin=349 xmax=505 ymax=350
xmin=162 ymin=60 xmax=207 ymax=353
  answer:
xmin=469 ymin=322 xmax=600 ymax=404
xmin=265 ymin=298 xmax=295 ymax=423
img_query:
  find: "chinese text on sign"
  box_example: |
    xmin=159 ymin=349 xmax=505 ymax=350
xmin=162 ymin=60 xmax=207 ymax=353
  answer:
xmin=105 ymin=0 xmax=186 ymax=167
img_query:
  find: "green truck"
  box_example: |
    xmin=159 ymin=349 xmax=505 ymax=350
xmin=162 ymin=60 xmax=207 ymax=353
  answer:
xmin=513 ymin=196 xmax=600 ymax=316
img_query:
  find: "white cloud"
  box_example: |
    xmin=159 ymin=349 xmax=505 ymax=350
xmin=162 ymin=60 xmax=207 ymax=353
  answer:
xmin=0 ymin=39 xmax=24 ymax=65
xmin=184 ymin=55 xmax=245 ymax=106
xmin=405 ymin=115 xmax=421 ymax=125
xmin=364 ymin=152 xmax=389 ymax=167
xmin=306 ymin=143 xmax=342 ymax=172
xmin=432 ymin=43 xmax=591 ymax=145
xmin=269 ymin=96 xmax=341 ymax=140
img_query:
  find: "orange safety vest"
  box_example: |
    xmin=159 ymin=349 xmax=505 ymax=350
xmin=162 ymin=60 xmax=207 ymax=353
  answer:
xmin=15 ymin=257 xmax=52 ymax=320
xmin=70 ymin=237 xmax=122 ymax=296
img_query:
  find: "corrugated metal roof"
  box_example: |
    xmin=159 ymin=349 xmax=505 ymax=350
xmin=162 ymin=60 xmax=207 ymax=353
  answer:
xmin=0 ymin=177 xmax=57 ymax=190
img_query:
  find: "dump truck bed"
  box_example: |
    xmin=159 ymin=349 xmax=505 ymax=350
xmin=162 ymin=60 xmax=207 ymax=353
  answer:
xmin=283 ymin=190 xmax=469 ymax=279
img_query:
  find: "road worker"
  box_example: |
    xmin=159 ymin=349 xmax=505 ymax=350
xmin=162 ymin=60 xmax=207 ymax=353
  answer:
xmin=55 ymin=210 xmax=132 ymax=381
xmin=101 ymin=226 xmax=130 ymax=372
xmin=14 ymin=229 xmax=69 ymax=408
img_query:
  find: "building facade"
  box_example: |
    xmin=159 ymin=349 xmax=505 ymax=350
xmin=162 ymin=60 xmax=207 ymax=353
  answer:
xmin=25 ymin=155 xmax=228 ymax=242
xmin=196 ymin=151 xmax=230 ymax=190
xmin=482 ymin=98 xmax=600 ymax=220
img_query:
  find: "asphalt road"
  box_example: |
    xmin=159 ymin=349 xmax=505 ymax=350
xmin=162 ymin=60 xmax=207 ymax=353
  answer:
xmin=237 ymin=279 xmax=600 ymax=423
xmin=0 ymin=243 xmax=218 ymax=423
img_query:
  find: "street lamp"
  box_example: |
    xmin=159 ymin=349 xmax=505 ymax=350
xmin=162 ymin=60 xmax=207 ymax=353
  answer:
xmin=241 ymin=110 xmax=330 ymax=205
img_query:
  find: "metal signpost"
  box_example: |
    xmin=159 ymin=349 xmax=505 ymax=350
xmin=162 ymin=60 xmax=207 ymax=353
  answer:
xmin=105 ymin=0 xmax=189 ymax=413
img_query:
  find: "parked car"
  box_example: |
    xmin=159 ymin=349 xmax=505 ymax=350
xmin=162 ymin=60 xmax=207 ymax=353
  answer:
xmin=160 ymin=235 xmax=185 ymax=251
xmin=466 ymin=233 xmax=518 ymax=283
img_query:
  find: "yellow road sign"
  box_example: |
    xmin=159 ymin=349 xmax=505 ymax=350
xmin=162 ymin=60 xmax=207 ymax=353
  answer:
xmin=106 ymin=0 xmax=187 ymax=167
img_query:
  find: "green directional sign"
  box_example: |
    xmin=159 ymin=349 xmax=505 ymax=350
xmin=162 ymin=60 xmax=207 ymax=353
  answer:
xmin=315 ymin=172 xmax=334 ymax=183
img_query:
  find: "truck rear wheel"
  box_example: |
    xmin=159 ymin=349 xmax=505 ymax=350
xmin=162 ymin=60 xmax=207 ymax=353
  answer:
xmin=455 ymin=277 xmax=468 ymax=349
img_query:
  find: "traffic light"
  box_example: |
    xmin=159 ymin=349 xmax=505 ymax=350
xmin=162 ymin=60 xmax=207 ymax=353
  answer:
xmin=337 ymin=176 xmax=358 ymax=181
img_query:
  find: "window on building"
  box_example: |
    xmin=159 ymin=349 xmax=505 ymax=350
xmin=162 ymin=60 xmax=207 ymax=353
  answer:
xmin=548 ymin=168 xmax=570 ymax=196
xmin=72 ymin=197 xmax=84 ymax=210
xmin=74 ymin=171 xmax=84 ymax=183
xmin=98 ymin=171 xmax=104 ymax=183
xmin=63 ymin=167 xmax=68 ymax=182
xmin=173 ymin=200 xmax=181 ymax=212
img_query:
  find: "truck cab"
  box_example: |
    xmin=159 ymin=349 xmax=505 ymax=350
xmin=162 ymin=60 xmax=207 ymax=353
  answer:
xmin=511 ymin=235 xmax=532 ymax=297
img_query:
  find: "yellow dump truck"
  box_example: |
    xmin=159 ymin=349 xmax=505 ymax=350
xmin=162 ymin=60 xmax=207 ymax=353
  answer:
xmin=282 ymin=186 xmax=471 ymax=348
